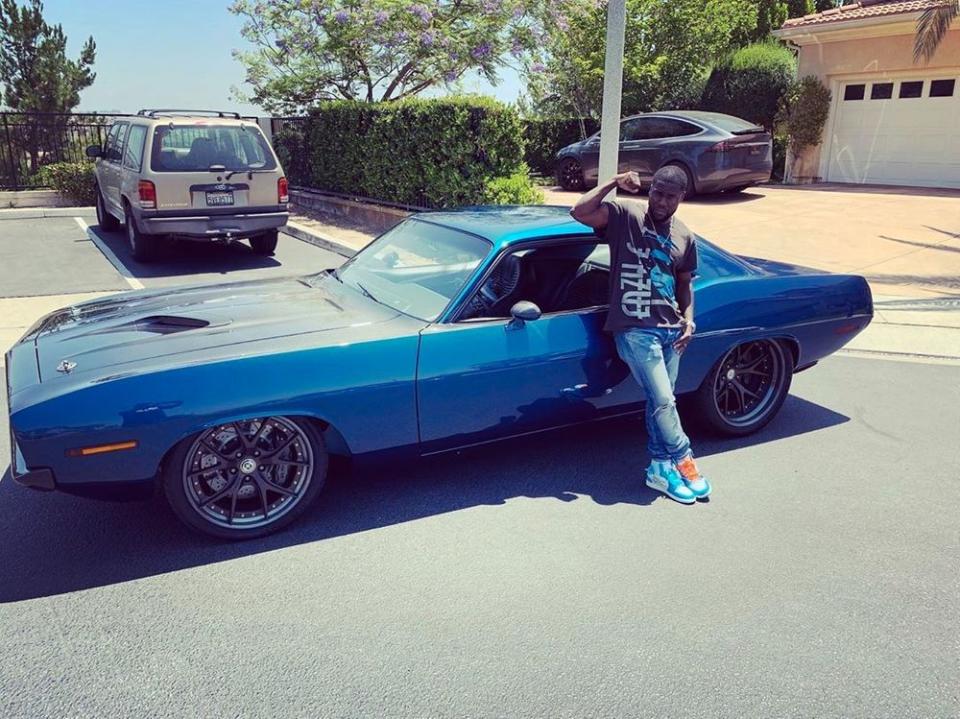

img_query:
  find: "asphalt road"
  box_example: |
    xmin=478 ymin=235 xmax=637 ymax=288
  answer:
xmin=1 ymin=216 xmax=957 ymax=718
xmin=0 ymin=211 xmax=344 ymax=297
xmin=1 ymin=355 xmax=957 ymax=719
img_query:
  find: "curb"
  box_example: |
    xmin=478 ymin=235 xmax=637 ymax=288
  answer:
xmin=0 ymin=206 xmax=95 ymax=220
xmin=285 ymin=221 xmax=357 ymax=258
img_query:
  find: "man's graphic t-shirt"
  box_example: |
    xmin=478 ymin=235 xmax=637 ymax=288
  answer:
xmin=596 ymin=200 xmax=698 ymax=334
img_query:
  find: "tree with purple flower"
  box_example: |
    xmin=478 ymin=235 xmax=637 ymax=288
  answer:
xmin=230 ymin=0 xmax=578 ymax=112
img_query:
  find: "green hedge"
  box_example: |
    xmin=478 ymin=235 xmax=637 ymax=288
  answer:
xmin=36 ymin=162 xmax=96 ymax=205
xmin=700 ymin=42 xmax=796 ymax=130
xmin=287 ymin=97 xmax=539 ymax=208
xmin=522 ymin=118 xmax=600 ymax=176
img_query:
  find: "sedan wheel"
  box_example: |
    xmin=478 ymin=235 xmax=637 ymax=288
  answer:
xmin=558 ymin=158 xmax=585 ymax=191
xmin=163 ymin=416 xmax=328 ymax=539
xmin=692 ymin=339 xmax=793 ymax=436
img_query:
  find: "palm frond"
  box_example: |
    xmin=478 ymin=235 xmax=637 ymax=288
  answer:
xmin=914 ymin=2 xmax=959 ymax=64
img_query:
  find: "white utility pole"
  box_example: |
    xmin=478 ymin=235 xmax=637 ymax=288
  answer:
xmin=597 ymin=0 xmax=626 ymax=201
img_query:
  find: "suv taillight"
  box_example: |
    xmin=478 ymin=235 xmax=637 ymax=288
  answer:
xmin=278 ymin=177 xmax=289 ymax=204
xmin=138 ymin=180 xmax=157 ymax=209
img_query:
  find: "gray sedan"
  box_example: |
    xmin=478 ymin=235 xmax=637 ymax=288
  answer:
xmin=555 ymin=110 xmax=773 ymax=197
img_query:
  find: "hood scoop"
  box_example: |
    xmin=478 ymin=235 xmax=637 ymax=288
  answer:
xmin=86 ymin=315 xmax=213 ymax=337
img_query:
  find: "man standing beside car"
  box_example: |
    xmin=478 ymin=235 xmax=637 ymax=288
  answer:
xmin=570 ymin=166 xmax=711 ymax=504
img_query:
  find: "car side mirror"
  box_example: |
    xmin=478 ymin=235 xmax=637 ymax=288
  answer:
xmin=507 ymin=301 xmax=542 ymax=329
xmin=86 ymin=145 xmax=102 ymax=159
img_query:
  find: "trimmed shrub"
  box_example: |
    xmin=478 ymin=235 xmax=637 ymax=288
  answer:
xmin=298 ymin=96 xmax=527 ymax=208
xmin=700 ymin=42 xmax=796 ymax=130
xmin=273 ymin=122 xmax=309 ymax=186
xmin=522 ymin=118 xmax=600 ymax=176
xmin=483 ymin=163 xmax=545 ymax=205
xmin=36 ymin=162 xmax=96 ymax=205
xmin=781 ymin=75 xmax=831 ymax=153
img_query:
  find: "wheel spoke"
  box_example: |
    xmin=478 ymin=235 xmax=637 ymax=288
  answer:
xmin=258 ymin=471 xmax=295 ymax=497
xmin=249 ymin=419 xmax=270 ymax=449
xmin=254 ymin=476 xmax=271 ymax=519
xmin=731 ymin=381 xmax=746 ymax=411
xmin=227 ymin=483 xmax=240 ymax=524
xmin=269 ymin=459 xmax=309 ymax=469
xmin=200 ymin=439 xmax=232 ymax=462
xmin=265 ymin=433 xmax=298 ymax=460
xmin=733 ymin=379 xmax=761 ymax=400
xmin=200 ymin=476 xmax=240 ymax=508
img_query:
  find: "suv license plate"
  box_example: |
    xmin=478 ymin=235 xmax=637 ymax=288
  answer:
xmin=206 ymin=191 xmax=234 ymax=206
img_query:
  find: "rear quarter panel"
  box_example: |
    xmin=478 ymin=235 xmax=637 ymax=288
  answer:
xmin=676 ymin=273 xmax=873 ymax=394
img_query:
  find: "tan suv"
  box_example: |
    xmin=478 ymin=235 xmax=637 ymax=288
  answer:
xmin=87 ymin=109 xmax=289 ymax=262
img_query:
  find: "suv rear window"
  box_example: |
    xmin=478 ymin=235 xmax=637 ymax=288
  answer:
xmin=150 ymin=124 xmax=277 ymax=172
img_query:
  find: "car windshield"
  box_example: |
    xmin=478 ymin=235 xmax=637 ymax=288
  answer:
xmin=334 ymin=218 xmax=491 ymax=321
xmin=150 ymin=123 xmax=278 ymax=172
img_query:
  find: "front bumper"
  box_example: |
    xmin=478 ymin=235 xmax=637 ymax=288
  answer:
xmin=138 ymin=206 xmax=289 ymax=239
xmin=9 ymin=438 xmax=55 ymax=491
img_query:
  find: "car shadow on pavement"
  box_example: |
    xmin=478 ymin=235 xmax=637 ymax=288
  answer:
xmin=0 ymin=394 xmax=847 ymax=603
xmin=89 ymin=225 xmax=282 ymax=278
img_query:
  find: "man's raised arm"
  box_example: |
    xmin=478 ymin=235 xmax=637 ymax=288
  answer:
xmin=569 ymin=171 xmax=641 ymax=230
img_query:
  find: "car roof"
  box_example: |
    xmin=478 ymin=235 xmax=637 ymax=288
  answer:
xmin=413 ymin=205 xmax=591 ymax=247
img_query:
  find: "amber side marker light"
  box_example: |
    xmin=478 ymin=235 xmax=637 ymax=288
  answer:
xmin=66 ymin=440 xmax=138 ymax=457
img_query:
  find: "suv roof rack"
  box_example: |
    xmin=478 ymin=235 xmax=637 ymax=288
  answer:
xmin=136 ymin=109 xmax=243 ymax=119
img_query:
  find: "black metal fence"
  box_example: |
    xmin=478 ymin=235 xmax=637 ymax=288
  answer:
xmin=0 ymin=112 xmax=128 ymax=190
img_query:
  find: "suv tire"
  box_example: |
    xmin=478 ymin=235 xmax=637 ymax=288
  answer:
xmin=124 ymin=204 xmax=161 ymax=262
xmin=250 ymin=230 xmax=279 ymax=256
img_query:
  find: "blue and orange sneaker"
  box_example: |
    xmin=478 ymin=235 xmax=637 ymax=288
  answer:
xmin=645 ymin=460 xmax=696 ymax=504
xmin=676 ymin=455 xmax=711 ymax=500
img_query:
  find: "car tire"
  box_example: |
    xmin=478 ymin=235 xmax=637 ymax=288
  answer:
xmin=690 ymin=339 xmax=793 ymax=437
xmin=250 ymin=230 xmax=279 ymax=256
xmin=125 ymin=204 xmax=161 ymax=262
xmin=557 ymin=158 xmax=585 ymax=191
xmin=162 ymin=416 xmax=329 ymax=540
xmin=96 ymin=187 xmax=120 ymax=232
xmin=662 ymin=162 xmax=696 ymax=200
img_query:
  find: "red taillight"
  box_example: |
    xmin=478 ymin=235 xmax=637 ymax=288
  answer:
xmin=138 ymin=180 xmax=156 ymax=209
xmin=278 ymin=177 xmax=289 ymax=204
xmin=706 ymin=140 xmax=733 ymax=153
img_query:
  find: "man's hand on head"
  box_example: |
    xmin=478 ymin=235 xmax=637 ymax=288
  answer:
xmin=615 ymin=171 xmax=642 ymax=194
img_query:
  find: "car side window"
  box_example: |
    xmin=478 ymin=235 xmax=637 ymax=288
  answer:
xmin=458 ymin=241 xmax=607 ymax=321
xmin=102 ymin=124 xmax=121 ymax=161
xmin=662 ymin=119 xmax=701 ymax=137
xmin=122 ymin=125 xmax=147 ymax=171
xmin=621 ymin=119 xmax=647 ymax=141
xmin=105 ymin=122 xmax=129 ymax=163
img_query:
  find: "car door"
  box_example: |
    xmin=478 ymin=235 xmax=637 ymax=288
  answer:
xmin=620 ymin=117 xmax=659 ymax=183
xmin=415 ymin=243 xmax=643 ymax=454
xmin=102 ymin=121 xmax=129 ymax=215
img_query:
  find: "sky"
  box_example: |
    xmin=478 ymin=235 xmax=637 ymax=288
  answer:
xmin=41 ymin=0 xmax=524 ymax=117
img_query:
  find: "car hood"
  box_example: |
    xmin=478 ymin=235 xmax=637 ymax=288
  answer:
xmin=30 ymin=273 xmax=405 ymax=381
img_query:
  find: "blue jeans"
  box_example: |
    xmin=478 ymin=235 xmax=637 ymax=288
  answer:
xmin=615 ymin=327 xmax=692 ymax=462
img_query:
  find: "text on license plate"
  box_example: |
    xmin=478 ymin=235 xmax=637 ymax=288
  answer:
xmin=206 ymin=191 xmax=234 ymax=206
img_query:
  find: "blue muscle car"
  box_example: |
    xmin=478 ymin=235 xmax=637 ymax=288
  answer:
xmin=5 ymin=206 xmax=873 ymax=539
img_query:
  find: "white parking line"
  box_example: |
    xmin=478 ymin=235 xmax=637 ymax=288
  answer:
xmin=73 ymin=217 xmax=144 ymax=291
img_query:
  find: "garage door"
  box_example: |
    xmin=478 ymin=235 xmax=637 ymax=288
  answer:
xmin=827 ymin=74 xmax=960 ymax=188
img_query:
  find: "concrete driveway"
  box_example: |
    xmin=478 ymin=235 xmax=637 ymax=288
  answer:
xmin=543 ymin=184 xmax=960 ymax=299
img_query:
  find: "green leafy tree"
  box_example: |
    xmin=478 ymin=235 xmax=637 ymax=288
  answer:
xmin=752 ymin=0 xmax=787 ymax=41
xmin=0 ymin=0 xmax=96 ymax=173
xmin=230 ymin=0 xmax=578 ymax=113
xmin=530 ymin=0 xmax=757 ymax=118
xmin=914 ymin=1 xmax=958 ymax=64
xmin=701 ymin=41 xmax=796 ymax=130
xmin=786 ymin=0 xmax=814 ymax=17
